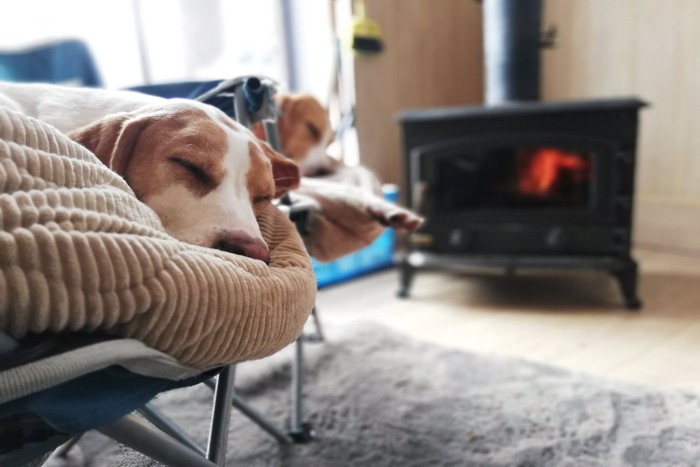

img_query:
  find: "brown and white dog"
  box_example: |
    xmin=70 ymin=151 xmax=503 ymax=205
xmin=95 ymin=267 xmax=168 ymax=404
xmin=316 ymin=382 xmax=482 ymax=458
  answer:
xmin=253 ymin=92 xmax=383 ymax=195
xmin=0 ymin=82 xmax=423 ymax=263
xmin=252 ymin=92 xmax=335 ymax=177
xmin=0 ymin=82 xmax=299 ymax=263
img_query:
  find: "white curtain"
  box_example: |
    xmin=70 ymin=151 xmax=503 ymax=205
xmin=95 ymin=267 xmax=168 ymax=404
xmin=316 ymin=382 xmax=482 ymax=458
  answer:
xmin=136 ymin=0 xmax=286 ymax=86
xmin=0 ymin=0 xmax=289 ymax=89
xmin=0 ymin=0 xmax=142 ymax=88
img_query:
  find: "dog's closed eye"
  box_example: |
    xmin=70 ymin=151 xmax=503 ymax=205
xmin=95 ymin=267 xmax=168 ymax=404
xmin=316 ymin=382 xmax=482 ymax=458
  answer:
xmin=170 ymin=157 xmax=213 ymax=186
xmin=306 ymin=122 xmax=321 ymax=143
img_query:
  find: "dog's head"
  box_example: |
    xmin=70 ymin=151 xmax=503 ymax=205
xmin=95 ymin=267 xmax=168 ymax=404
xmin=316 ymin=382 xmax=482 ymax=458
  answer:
xmin=69 ymin=99 xmax=299 ymax=263
xmin=263 ymin=93 xmax=332 ymax=172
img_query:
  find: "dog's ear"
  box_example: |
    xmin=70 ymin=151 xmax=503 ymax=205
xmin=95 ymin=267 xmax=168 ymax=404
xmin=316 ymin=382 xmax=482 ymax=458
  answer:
xmin=68 ymin=112 xmax=149 ymax=177
xmin=259 ymin=141 xmax=300 ymax=198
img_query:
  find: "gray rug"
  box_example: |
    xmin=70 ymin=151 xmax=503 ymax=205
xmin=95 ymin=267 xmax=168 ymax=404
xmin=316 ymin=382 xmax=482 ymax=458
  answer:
xmin=71 ymin=323 xmax=700 ymax=466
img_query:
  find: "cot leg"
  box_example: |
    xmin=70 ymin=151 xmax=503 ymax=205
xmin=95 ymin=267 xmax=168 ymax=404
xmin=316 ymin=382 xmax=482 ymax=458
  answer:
xmin=99 ymin=414 xmax=216 ymax=467
xmin=207 ymin=366 xmax=236 ymax=465
xmin=288 ymin=338 xmax=314 ymax=443
xmin=305 ymin=306 xmax=325 ymax=343
xmin=138 ymin=403 xmax=205 ymax=456
xmin=231 ymin=395 xmax=293 ymax=444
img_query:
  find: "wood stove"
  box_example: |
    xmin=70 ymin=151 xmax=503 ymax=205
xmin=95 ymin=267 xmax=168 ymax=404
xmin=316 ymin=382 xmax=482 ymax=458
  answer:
xmin=396 ymin=0 xmax=646 ymax=309
xmin=397 ymin=98 xmax=646 ymax=309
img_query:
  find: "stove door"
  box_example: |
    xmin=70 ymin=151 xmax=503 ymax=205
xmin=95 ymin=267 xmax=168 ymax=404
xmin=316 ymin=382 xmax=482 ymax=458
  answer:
xmin=410 ymin=134 xmax=619 ymax=226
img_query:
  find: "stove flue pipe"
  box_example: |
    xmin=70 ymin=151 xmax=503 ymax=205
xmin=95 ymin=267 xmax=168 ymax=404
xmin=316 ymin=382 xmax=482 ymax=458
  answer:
xmin=483 ymin=0 xmax=543 ymax=104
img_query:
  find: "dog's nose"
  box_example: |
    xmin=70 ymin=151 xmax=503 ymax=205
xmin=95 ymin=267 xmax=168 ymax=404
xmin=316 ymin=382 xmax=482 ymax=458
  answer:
xmin=213 ymin=230 xmax=270 ymax=264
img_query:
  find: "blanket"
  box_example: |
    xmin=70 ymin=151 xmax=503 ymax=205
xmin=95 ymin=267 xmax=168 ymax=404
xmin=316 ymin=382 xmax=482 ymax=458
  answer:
xmin=0 ymin=105 xmax=317 ymax=369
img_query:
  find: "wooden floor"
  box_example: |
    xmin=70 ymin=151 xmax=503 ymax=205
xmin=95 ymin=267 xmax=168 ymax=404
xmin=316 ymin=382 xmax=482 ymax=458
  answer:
xmin=315 ymin=248 xmax=700 ymax=392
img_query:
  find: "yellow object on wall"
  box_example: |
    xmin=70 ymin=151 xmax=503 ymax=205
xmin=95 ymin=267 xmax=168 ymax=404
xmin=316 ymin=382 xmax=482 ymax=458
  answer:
xmin=351 ymin=0 xmax=384 ymax=55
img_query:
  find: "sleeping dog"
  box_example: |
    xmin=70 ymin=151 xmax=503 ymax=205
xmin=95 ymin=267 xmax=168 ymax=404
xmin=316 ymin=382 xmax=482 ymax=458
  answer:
xmin=0 ymin=82 xmax=422 ymax=263
xmin=268 ymin=93 xmax=334 ymax=177
xmin=0 ymin=82 xmax=298 ymax=263
xmin=252 ymin=93 xmax=383 ymax=195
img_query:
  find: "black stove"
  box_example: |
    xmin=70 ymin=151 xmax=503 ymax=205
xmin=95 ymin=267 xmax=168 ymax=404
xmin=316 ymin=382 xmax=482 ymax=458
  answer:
xmin=397 ymin=98 xmax=646 ymax=309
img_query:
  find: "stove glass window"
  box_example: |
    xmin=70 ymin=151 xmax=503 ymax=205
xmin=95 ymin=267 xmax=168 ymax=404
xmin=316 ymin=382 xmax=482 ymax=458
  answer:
xmin=432 ymin=146 xmax=594 ymax=211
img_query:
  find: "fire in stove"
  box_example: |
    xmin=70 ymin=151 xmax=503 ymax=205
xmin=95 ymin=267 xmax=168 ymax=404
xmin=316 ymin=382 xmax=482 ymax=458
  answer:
xmin=517 ymin=148 xmax=591 ymax=198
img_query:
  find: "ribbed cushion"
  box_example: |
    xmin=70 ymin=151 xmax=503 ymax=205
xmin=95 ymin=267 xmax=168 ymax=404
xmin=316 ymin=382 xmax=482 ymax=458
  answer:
xmin=0 ymin=105 xmax=316 ymax=369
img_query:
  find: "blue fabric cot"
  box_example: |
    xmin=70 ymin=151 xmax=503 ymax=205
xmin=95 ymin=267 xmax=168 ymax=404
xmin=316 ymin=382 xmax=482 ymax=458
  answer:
xmin=0 ymin=39 xmax=102 ymax=86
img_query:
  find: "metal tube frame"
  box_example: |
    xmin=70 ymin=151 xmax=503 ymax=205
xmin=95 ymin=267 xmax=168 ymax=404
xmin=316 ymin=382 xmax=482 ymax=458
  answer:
xmin=98 ymin=414 xmax=216 ymax=467
xmin=304 ymin=306 xmax=325 ymax=343
xmin=138 ymin=403 xmax=205 ymax=456
xmin=206 ymin=365 xmax=236 ymax=464
xmin=290 ymin=338 xmax=304 ymax=433
xmin=228 ymin=79 xmax=318 ymax=443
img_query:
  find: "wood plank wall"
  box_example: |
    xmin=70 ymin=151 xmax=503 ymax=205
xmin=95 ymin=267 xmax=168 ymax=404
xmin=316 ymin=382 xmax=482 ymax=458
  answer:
xmin=353 ymin=0 xmax=700 ymax=253
xmin=542 ymin=0 xmax=700 ymax=253
xmin=353 ymin=0 xmax=484 ymax=192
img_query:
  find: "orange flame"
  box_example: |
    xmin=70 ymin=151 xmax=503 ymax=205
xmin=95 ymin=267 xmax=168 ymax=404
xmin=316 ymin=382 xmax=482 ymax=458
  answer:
xmin=518 ymin=148 xmax=589 ymax=197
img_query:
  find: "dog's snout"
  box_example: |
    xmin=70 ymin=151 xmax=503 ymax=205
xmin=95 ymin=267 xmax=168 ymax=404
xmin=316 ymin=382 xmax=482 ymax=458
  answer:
xmin=213 ymin=230 xmax=270 ymax=264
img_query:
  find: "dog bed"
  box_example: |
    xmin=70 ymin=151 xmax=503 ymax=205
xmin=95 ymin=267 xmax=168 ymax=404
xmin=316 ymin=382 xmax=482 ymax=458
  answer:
xmin=0 ymin=105 xmax=317 ymax=372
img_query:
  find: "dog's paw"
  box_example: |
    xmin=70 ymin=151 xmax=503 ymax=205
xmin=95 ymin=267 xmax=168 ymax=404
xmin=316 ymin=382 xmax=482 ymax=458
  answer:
xmin=368 ymin=205 xmax=424 ymax=232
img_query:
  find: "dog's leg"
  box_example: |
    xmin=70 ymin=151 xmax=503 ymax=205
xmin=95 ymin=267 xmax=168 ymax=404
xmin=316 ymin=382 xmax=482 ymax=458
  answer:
xmin=297 ymin=178 xmax=423 ymax=232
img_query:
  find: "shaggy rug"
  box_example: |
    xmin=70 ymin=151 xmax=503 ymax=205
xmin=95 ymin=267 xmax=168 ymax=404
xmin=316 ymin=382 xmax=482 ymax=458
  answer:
xmin=66 ymin=323 xmax=700 ymax=466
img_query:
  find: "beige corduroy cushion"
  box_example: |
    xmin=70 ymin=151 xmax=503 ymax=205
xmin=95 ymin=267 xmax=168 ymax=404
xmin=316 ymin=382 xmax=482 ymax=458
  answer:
xmin=0 ymin=105 xmax=316 ymax=369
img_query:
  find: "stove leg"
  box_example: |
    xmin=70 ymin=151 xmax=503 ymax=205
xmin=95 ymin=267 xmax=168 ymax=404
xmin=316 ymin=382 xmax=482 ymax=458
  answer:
xmin=397 ymin=259 xmax=415 ymax=298
xmin=611 ymin=260 xmax=642 ymax=310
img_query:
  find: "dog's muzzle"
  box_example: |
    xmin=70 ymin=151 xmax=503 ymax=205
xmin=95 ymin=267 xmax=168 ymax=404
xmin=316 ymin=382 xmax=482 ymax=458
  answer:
xmin=213 ymin=230 xmax=270 ymax=264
